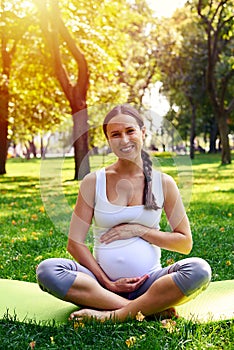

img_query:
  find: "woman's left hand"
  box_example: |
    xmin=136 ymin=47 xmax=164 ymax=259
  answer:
xmin=100 ymin=223 xmax=149 ymax=244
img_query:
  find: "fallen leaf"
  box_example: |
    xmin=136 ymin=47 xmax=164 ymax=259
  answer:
xmin=166 ymin=258 xmax=175 ymax=265
xmin=29 ymin=341 xmax=36 ymax=349
xmin=31 ymin=214 xmax=38 ymax=220
xmin=136 ymin=311 xmax=145 ymax=322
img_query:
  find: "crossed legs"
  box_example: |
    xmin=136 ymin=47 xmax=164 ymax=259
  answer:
xmin=37 ymin=257 xmax=211 ymax=322
xmin=67 ymin=273 xmax=184 ymax=321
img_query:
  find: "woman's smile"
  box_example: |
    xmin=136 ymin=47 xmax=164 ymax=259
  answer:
xmin=120 ymin=144 xmax=135 ymax=153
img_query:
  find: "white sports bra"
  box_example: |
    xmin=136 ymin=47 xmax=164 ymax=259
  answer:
xmin=93 ymin=168 xmax=164 ymax=280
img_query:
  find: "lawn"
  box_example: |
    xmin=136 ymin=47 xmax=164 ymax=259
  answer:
xmin=0 ymin=153 xmax=233 ymax=349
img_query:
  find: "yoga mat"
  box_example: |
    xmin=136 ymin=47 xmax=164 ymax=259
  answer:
xmin=176 ymin=280 xmax=234 ymax=322
xmin=0 ymin=279 xmax=233 ymax=324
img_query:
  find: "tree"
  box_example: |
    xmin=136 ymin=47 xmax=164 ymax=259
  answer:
xmin=116 ymin=1 xmax=160 ymax=106
xmin=34 ymin=0 xmax=90 ymax=179
xmin=155 ymin=8 xmax=208 ymax=159
xmin=197 ymin=0 xmax=234 ymax=164
xmin=34 ymin=0 xmax=157 ymax=178
xmin=0 ymin=1 xmax=31 ymax=174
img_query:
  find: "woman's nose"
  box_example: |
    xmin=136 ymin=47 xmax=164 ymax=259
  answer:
xmin=120 ymin=133 xmax=129 ymax=143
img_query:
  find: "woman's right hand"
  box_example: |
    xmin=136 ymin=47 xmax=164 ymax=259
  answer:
xmin=107 ymin=274 xmax=149 ymax=294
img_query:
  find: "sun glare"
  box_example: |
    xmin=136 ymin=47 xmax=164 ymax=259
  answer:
xmin=147 ymin=0 xmax=187 ymax=17
xmin=3 ymin=0 xmax=35 ymax=15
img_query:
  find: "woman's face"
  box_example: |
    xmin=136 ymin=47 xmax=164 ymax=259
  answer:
xmin=106 ymin=113 xmax=146 ymax=162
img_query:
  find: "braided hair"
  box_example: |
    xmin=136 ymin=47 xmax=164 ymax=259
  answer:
xmin=103 ymin=104 xmax=160 ymax=210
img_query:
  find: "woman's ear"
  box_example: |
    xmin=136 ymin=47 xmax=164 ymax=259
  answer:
xmin=141 ymin=126 xmax=146 ymax=140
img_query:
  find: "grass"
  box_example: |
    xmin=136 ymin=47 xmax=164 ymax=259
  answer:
xmin=0 ymin=153 xmax=233 ymax=349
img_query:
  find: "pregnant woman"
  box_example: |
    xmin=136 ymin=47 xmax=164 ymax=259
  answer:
xmin=37 ymin=104 xmax=211 ymax=321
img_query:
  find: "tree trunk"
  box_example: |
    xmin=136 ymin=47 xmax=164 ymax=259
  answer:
xmin=189 ymin=103 xmax=196 ymax=160
xmin=217 ymin=114 xmax=231 ymax=164
xmin=0 ymin=87 xmax=9 ymax=175
xmin=73 ymin=109 xmax=90 ymax=180
xmin=208 ymin=119 xmax=218 ymax=153
xmin=0 ymin=119 xmax=8 ymax=174
xmin=29 ymin=139 xmax=37 ymax=158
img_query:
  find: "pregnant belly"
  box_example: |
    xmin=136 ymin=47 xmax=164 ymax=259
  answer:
xmin=95 ymin=237 xmax=161 ymax=280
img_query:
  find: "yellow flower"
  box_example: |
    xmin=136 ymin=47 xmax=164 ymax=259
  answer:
xmin=74 ymin=320 xmax=85 ymax=329
xmin=12 ymin=220 xmax=17 ymax=225
xmin=136 ymin=311 xmax=145 ymax=322
xmin=161 ymin=319 xmax=178 ymax=333
xmin=39 ymin=206 xmax=45 ymax=213
xmin=50 ymin=336 xmax=55 ymax=344
xmin=125 ymin=336 xmax=136 ymax=348
xmin=226 ymin=260 xmax=231 ymax=266
xmin=219 ymin=227 xmax=225 ymax=232
xmin=34 ymin=255 xmax=43 ymax=261
xmin=32 ymin=232 xmax=40 ymax=240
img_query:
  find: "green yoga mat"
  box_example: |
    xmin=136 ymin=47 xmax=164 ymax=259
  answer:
xmin=0 ymin=279 xmax=233 ymax=324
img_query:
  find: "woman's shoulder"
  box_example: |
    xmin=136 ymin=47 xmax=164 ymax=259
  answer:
xmin=160 ymin=172 xmax=180 ymax=200
xmin=152 ymin=169 xmax=174 ymax=184
xmin=81 ymin=171 xmax=96 ymax=185
xmin=78 ymin=171 xmax=100 ymax=208
xmin=80 ymin=167 xmax=107 ymax=189
xmin=161 ymin=172 xmax=175 ymax=184
xmin=78 ymin=172 xmax=96 ymax=197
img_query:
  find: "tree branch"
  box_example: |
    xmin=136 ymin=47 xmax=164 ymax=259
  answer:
xmin=34 ymin=0 xmax=89 ymax=111
xmin=58 ymin=18 xmax=89 ymax=99
xmin=226 ymin=98 xmax=234 ymax=115
xmin=49 ymin=1 xmax=73 ymax=101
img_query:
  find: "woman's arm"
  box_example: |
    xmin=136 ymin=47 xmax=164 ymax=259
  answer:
xmin=67 ymin=172 xmax=111 ymax=287
xmin=100 ymin=173 xmax=193 ymax=255
xmin=155 ymin=172 xmax=193 ymax=254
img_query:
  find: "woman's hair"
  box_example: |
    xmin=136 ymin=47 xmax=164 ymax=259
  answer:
xmin=103 ymin=104 xmax=160 ymax=210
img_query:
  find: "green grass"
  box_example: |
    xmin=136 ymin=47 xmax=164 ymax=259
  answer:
xmin=0 ymin=153 xmax=233 ymax=349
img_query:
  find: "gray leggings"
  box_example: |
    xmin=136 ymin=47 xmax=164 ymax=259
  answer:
xmin=36 ymin=257 xmax=211 ymax=303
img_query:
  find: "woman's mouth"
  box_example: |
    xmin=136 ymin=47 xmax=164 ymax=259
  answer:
xmin=120 ymin=145 xmax=134 ymax=153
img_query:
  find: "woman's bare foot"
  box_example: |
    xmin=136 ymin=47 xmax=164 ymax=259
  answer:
xmin=69 ymin=308 xmax=115 ymax=322
xmin=69 ymin=307 xmax=178 ymax=323
xmin=147 ymin=307 xmax=179 ymax=320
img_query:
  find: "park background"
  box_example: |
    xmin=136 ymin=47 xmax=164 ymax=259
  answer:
xmin=0 ymin=0 xmax=233 ymax=349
